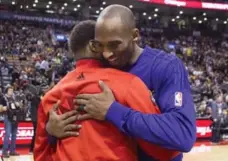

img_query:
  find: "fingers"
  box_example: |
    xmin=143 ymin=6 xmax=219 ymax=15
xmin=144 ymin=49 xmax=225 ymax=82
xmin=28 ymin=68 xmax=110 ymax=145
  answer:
xmin=75 ymin=98 xmax=89 ymax=106
xmin=98 ymin=80 xmax=106 ymax=91
xmin=60 ymin=110 xmax=78 ymax=120
xmin=73 ymin=99 xmax=78 ymax=110
xmin=77 ymin=113 xmax=92 ymax=121
xmin=98 ymin=80 xmax=111 ymax=93
xmin=62 ymin=131 xmax=79 ymax=138
xmin=52 ymin=100 xmax=60 ymax=111
xmin=63 ymin=124 xmax=82 ymax=132
xmin=48 ymin=103 xmax=59 ymax=117
xmin=76 ymin=94 xmax=93 ymax=100
xmin=83 ymin=106 xmax=90 ymax=113
xmin=62 ymin=115 xmax=78 ymax=125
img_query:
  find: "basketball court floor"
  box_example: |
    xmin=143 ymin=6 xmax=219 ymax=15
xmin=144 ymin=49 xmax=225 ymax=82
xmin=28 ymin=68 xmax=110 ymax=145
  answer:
xmin=1 ymin=142 xmax=227 ymax=161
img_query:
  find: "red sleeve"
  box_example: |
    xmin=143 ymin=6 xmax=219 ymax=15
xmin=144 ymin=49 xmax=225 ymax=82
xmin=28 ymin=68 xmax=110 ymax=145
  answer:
xmin=33 ymin=103 xmax=54 ymax=161
xmin=124 ymin=77 xmax=179 ymax=161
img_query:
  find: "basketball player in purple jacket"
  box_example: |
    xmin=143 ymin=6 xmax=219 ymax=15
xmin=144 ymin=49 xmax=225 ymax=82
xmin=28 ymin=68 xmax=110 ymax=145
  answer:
xmin=45 ymin=5 xmax=196 ymax=161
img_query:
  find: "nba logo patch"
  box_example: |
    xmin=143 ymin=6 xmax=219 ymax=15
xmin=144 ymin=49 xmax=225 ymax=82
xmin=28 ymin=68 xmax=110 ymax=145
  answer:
xmin=175 ymin=92 xmax=183 ymax=107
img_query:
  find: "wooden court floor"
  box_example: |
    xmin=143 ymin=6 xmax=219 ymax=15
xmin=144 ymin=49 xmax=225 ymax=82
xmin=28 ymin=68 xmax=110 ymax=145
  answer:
xmin=184 ymin=145 xmax=228 ymax=161
xmin=1 ymin=144 xmax=227 ymax=161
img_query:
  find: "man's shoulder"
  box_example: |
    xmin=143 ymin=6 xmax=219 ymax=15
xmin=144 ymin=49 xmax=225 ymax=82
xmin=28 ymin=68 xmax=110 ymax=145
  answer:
xmin=139 ymin=47 xmax=184 ymax=87
xmin=139 ymin=47 xmax=179 ymax=77
xmin=58 ymin=69 xmax=79 ymax=82
xmin=143 ymin=46 xmax=178 ymax=65
xmin=43 ymin=71 xmax=78 ymax=100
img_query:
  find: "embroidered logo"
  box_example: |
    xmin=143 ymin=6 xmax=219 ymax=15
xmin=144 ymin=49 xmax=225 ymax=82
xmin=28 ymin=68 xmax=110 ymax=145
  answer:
xmin=76 ymin=73 xmax=85 ymax=81
xmin=175 ymin=92 xmax=183 ymax=107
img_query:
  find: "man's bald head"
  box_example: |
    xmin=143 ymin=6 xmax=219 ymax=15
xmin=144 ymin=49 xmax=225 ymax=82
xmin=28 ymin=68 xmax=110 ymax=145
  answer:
xmin=97 ymin=4 xmax=136 ymax=30
xmin=94 ymin=5 xmax=141 ymax=69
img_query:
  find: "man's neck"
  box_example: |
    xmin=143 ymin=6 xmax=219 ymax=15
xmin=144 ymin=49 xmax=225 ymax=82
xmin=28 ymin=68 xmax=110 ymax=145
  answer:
xmin=76 ymin=47 xmax=100 ymax=60
xmin=129 ymin=45 xmax=143 ymax=65
xmin=75 ymin=58 xmax=103 ymax=69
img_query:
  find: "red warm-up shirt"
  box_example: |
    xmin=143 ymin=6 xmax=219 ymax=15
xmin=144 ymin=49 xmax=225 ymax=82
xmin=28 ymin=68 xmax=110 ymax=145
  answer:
xmin=34 ymin=59 xmax=177 ymax=161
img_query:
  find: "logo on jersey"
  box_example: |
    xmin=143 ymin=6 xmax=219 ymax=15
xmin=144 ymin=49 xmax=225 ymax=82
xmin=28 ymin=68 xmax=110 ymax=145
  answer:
xmin=175 ymin=92 xmax=183 ymax=107
xmin=76 ymin=72 xmax=85 ymax=81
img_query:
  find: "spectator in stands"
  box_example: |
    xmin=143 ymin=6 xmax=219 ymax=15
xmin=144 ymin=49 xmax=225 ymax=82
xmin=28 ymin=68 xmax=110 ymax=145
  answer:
xmin=11 ymin=65 xmax=20 ymax=84
xmin=197 ymin=101 xmax=208 ymax=117
xmin=0 ymin=57 xmax=11 ymax=90
xmin=225 ymin=94 xmax=228 ymax=105
xmin=40 ymin=57 xmax=49 ymax=74
xmin=19 ymin=53 xmax=27 ymax=62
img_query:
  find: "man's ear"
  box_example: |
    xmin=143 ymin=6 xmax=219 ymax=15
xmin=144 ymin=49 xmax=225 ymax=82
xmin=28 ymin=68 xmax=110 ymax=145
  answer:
xmin=89 ymin=40 xmax=96 ymax=52
xmin=132 ymin=28 xmax=140 ymax=43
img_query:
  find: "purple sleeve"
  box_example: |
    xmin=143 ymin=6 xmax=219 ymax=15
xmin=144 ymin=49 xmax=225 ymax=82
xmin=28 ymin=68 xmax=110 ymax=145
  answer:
xmin=47 ymin=135 xmax=57 ymax=145
xmin=106 ymin=58 xmax=196 ymax=152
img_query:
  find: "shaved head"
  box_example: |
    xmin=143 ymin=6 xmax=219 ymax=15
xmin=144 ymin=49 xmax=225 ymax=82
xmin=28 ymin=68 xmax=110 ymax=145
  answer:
xmin=97 ymin=4 xmax=136 ymax=30
xmin=94 ymin=4 xmax=141 ymax=69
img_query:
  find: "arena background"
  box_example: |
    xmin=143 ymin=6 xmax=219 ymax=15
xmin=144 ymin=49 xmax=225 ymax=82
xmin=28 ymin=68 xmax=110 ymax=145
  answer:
xmin=0 ymin=0 xmax=228 ymax=160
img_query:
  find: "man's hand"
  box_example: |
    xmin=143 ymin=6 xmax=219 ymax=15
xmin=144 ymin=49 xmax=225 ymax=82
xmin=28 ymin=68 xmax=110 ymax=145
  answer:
xmin=46 ymin=100 xmax=82 ymax=138
xmin=75 ymin=80 xmax=115 ymax=121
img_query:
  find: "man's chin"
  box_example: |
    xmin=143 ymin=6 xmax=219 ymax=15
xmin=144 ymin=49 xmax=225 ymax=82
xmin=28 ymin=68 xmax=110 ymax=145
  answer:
xmin=109 ymin=63 xmax=124 ymax=69
xmin=104 ymin=59 xmax=126 ymax=69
